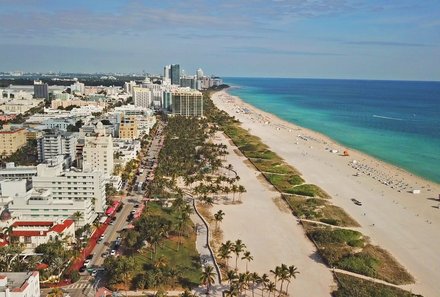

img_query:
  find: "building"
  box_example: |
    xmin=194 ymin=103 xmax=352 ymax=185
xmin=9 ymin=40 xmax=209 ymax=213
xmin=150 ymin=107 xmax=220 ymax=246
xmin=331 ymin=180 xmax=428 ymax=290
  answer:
xmin=43 ymin=117 xmax=77 ymax=131
xmin=51 ymin=99 xmax=106 ymax=110
xmin=180 ymin=76 xmax=196 ymax=89
xmin=123 ymin=81 xmax=137 ymax=95
xmin=0 ymin=271 xmax=40 ymax=297
xmin=10 ymin=219 xmax=74 ymax=249
xmin=0 ymin=99 xmax=43 ymax=115
xmin=0 ymin=125 xmax=27 ymax=157
xmin=37 ymin=129 xmax=78 ymax=163
xmin=196 ymin=68 xmax=204 ymax=79
xmin=133 ymin=87 xmax=152 ymax=108
xmin=162 ymin=91 xmax=172 ymax=111
xmin=163 ymin=65 xmax=171 ymax=80
xmin=82 ymin=123 xmax=114 ymax=177
xmin=33 ymin=80 xmax=48 ymax=100
xmin=32 ymin=161 xmax=106 ymax=213
xmin=0 ymin=163 xmax=37 ymax=180
xmin=171 ymin=89 xmax=203 ymax=117
xmin=118 ymin=116 xmax=139 ymax=140
xmin=170 ymin=64 xmax=180 ymax=85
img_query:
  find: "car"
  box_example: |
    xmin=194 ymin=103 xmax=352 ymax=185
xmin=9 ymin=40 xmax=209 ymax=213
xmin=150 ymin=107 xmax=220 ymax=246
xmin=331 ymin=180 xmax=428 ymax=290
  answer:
xmin=134 ymin=204 xmax=139 ymax=208
xmin=130 ymin=210 xmax=136 ymax=214
xmin=109 ymin=220 xmax=115 ymax=226
xmin=84 ymin=259 xmax=91 ymax=267
xmin=91 ymin=270 xmax=98 ymax=277
xmin=110 ymin=249 xmax=116 ymax=256
xmin=101 ymin=251 xmax=109 ymax=258
xmin=99 ymin=234 xmax=105 ymax=241
xmin=86 ymin=254 xmax=94 ymax=260
xmin=79 ymin=266 xmax=87 ymax=273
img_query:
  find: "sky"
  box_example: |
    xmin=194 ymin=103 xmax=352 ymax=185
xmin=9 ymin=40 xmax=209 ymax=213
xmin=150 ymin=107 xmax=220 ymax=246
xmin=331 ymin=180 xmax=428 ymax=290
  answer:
xmin=0 ymin=0 xmax=439 ymax=80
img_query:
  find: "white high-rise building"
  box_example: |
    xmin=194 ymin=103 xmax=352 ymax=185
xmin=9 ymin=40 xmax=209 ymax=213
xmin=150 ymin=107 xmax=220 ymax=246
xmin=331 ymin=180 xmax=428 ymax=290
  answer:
xmin=133 ymin=87 xmax=152 ymax=108
xmin=196 ymin=68 xmax=204 ymax=79
xmin=37 ymin=129 xmax=78 ymax=163
xmin=82 ymin=122 xmax=114 ymax=178
xmin=124 ymin=81 xmax=137 ymax=95
xmin=164 ymin=65 xmax=171 ymax=80
xmin=32 ymin=161 xmax=107 ymax=213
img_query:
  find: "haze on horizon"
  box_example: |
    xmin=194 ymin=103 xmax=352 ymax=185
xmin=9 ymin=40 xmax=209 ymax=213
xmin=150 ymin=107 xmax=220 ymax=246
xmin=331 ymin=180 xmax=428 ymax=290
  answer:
xmin=0 ymin=0 xmax=439 ymax=81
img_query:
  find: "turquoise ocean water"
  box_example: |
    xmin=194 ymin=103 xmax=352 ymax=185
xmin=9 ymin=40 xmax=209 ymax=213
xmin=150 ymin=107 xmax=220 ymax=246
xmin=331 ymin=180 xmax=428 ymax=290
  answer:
xmin=224 ymin=78 xmax=440 ymax=184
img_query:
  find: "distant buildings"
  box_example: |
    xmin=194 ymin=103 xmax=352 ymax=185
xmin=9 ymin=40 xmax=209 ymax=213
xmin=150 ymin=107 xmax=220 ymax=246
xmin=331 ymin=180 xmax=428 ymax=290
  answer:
xmin=0 ymin=271 xmax=40 ymax=297
xmin=33 ymin=80 xmax=48 ymax=100
xmin=133 ymin=87 xmax=152 ymax=109
xmin=119 ymin=116 xmax=139 ymax=140
xmin=170 ymin=64 xmax=181 ymax=85
xmin=171 ymin=89 xmax=203 ymax=117
xmin=0 ymin=125 xmax=27 ymax=157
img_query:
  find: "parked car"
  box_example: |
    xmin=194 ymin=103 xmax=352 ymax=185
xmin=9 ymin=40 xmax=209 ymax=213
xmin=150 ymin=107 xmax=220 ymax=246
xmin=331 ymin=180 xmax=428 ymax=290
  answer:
xmin=79 ymin=266 xmax=87 ymax=273
xmin=101 ymin=251 xmax=109 ymax=258
xmin=86 ymin=254 xmax=94 ymax=260
xmin=91 ymin=270 xmax=97 ymax=277
xmin=84 ymin=259 xmax=91 ymax=267
xmin=110 ymin=249 xmax=116 ymax=256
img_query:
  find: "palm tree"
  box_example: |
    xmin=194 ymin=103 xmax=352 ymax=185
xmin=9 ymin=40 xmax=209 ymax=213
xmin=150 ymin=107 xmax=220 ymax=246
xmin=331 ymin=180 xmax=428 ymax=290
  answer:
xmin=214 ymin=210 xmax=225 ymax=230
xmin=1 ymin=226 xmax=13 ymax=243
xmin=270 ymin=266 xmax=281 ymax=292
xmin=284 ymin=265 xmax=299 ymax=294
xmin=200 ymin=265 xmax=216 ymax=294
xmin=154 ymin=255 xmax=168 ymax=269
xmin=232 ymin=239 xmax=246 ymax=271
xmin=278 ymin=264 xmax=289 ymax=296
xmin=266 ymin=281 xmax=277 ymax=297
xmin=71 ymin=211 xmax=83 ymax=228
xmin=241 ymin=251 xmax=253 ymax=272
xmin=225 ymin=269 xmax=237 ymax=287
xmin=218 ymin=245 xmax=232 ymax=269
xmin=237 ymin=185 xmax=246 ymax=202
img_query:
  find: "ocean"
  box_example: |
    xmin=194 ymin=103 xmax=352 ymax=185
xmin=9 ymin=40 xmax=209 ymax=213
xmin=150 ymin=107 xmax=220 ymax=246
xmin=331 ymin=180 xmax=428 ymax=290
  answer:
xmin=224 ymin=77 xmax=440 ymax=184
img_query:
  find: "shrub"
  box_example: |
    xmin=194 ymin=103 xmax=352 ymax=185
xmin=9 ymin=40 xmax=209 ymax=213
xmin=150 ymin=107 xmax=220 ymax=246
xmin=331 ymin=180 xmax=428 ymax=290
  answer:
xmin=320 ymin=218 xmax=339 ymax=226
xmin=337 ymin=253 xmax=379 ymax=278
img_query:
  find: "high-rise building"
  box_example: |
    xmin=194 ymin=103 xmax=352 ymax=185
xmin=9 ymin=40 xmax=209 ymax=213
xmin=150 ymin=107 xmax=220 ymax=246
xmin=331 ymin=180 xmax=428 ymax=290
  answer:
xmin=82 ymin=122 xmax=114 ymax=178
xmin=170 ymin=64 xmax=181 ymax=85
xmin=37 ymin=129 xmax=78 ymax=163
xmin=133 ymin=87 xmax=152 ymax=108
xmin=119 ymin=116 xmax=139 ymax=140
xmin=33 ymin=80 xmax=49 ymax=99
xmin=163 ymin=65 xmax=171 ymax=80
xmin=0 ymin=125 xmax=27 ymax=157
xmin=196 ymin=68 xmax=204 ymax=79
xmin=32 ymin=161 xmax=107 ymax=213
xmin=171 ymin=89 xmax=203 ymax=117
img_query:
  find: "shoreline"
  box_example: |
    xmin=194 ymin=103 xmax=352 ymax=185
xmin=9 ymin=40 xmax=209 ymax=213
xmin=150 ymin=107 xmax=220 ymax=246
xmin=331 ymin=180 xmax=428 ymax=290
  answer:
xmin=223 ymin=87 xmax=439 ymax=191
xmin=226 ymin=85 xmax=440 ymax=186
xmin=212 ymin=88 xmax=440 ymax=296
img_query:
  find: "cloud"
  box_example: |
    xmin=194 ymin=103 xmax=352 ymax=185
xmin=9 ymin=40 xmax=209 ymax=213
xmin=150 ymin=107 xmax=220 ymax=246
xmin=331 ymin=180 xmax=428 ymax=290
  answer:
xmin=344 ymin=41 xmax=431 ymax=47
xmin=226 ymin=46 xmax=344 ymax=56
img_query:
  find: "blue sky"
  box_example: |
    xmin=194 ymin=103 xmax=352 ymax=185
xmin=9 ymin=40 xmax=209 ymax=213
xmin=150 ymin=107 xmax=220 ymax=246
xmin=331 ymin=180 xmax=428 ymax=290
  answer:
xmin=0 ymin=0 xmax=439 ymax=80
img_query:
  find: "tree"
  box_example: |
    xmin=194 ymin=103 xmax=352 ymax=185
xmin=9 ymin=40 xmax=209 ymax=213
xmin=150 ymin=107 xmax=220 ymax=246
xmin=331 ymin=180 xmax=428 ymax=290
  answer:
xmin=241 ymin=251 xmax=253 ymax=272
xmin=218 ymin=241 xmax=233 ymax=269
xmin=200 ymin=265 xmax=216 ymax=294
xmin=214 ymin=210 xmax=225 ymax=230
xmin=232 ymin=239 xmax=246 ymax=271
xmin=266 ymin=281 xmax=277 ymax=297
xmin=71 ymin=211 xmax=83 ymax=228
xmin=47 ymin=288 xmax=64 ymax=297
xmin=284 ymin=265 xmax=299 ymax=294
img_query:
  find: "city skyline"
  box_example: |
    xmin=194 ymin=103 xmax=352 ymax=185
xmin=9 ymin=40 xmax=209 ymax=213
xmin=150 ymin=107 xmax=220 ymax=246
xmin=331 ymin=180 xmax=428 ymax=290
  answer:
xmin=1 ymin=0 xmax=439 ymax=80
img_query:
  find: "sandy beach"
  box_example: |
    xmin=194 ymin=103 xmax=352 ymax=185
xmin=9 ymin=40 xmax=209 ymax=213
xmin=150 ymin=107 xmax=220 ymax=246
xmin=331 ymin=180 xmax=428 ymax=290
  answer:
xmin=212 ymin=89 xmax=440 ymax=297
xmin=212 ymin=132 xmax=334 ymax=296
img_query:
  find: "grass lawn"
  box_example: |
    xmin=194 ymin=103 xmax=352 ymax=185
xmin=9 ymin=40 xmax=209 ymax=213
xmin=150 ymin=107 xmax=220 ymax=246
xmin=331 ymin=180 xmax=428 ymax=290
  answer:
xmin=132 ymin=202 xmax=202 ymax=289
xmin=333 ymin=272 xmax=422 ymax=297
xmin=284 ymin=195 xmax=359 ymax=227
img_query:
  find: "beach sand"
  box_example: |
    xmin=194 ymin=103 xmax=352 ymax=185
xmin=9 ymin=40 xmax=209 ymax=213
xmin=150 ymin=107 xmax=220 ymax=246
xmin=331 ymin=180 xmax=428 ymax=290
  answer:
xmin=212 ymin=132 xmax=334 ymax=296
xmin=212 ymin=89 xmax=440 ymax=297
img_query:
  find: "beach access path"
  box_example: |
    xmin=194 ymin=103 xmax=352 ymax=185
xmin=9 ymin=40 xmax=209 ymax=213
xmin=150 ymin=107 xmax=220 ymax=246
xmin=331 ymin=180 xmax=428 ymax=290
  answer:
xmin=212 ymin=90 xmax=440 ymax=297
xmin=211 ymin=132 xmax=334 ymax=296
